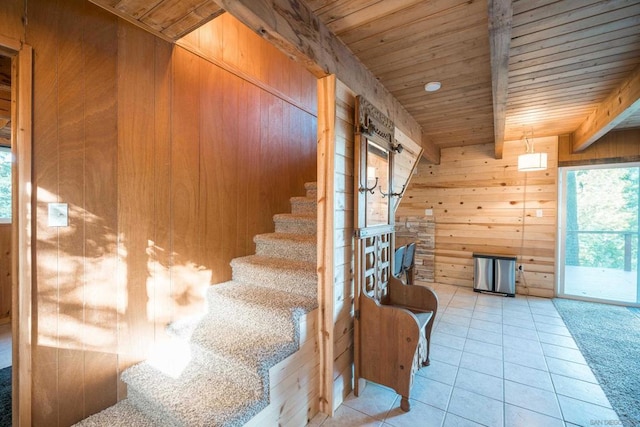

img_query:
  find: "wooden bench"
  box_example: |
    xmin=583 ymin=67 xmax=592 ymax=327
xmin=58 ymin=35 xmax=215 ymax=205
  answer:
xmin=356 ymin=275 xmax=438 ymax=411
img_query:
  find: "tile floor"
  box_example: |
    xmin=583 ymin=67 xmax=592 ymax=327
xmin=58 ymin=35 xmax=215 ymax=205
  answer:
xmin=309 ymin=284 xmax=620 ymax=427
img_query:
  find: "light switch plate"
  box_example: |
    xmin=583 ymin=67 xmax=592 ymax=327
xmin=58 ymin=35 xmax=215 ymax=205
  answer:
xmin=536 ymin=209 xmax=543 ymax=218
xmin=424 ymin=209 xmax=433 ymax=216
xmin=48 ymin=203 xmax=68 ymax=227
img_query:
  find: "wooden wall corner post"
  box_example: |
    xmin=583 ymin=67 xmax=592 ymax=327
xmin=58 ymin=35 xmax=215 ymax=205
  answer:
xmin=317 ymin=74 xmax=336 ymax=417
xmin=11 ymin=43 xmax=33 ymax=427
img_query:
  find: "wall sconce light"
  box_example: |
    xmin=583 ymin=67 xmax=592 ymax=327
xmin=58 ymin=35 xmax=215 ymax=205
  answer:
xmin=517 ymin=132 xmax=547 ymax=172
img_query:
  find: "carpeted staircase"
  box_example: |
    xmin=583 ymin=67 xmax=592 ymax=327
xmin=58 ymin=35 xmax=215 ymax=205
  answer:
xmin=76 ymin=182 xmax=318 ymax=427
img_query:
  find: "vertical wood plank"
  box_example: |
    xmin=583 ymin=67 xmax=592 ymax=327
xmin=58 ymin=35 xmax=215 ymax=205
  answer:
xmin=82 ymin=1 xmax=118 ymax=416
xmin=56 ymin=0 xmax=86 ymax=421
xmin=221 ymin=71 xmax=240 ymax=267
xmin=171 ymin=47 xmax=205 ymax=316
xmin=117 ymin=22 xmax=155 ymax=373
xmin=28 ymin=0 xmax=60 ymax=422
xmin=152 ymin=38 xmax=174 ymax=334
xmin=0 ymin=225 xmax=11 ymax=319
xmin=199 ymin=50 xmax=224 ymax=284
xmin=243 ymin=81 xmax=262 ymax=254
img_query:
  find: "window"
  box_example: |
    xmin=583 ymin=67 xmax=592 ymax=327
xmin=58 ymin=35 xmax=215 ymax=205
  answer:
xmin=0 ymin=146 xmax=11 ymax=223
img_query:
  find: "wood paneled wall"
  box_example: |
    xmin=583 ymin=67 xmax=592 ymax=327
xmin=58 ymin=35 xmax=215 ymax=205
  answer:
xmin=0 ymin=224 xmax=10 ymax=321
xmin=397 ymin=138 xmax=558 ymax=298
xmin=1 ymin=0 xmax=319 ymax=424
xmin=331 ymin=79 xmax=356 ymax=411
xmin=559 ymin=129 xmax=640 ymax=166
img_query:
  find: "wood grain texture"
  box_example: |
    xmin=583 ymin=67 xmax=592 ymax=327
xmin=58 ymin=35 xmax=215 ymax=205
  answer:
xmin=559 ymin=129 xmax=640 ymax=166
xmin=20 ymin=1 xmax=318 ymax=423
xmin=0 ymin=225 xmax=10 ymax=320
xmin=397 ymin=138 xmax=558 ymax=297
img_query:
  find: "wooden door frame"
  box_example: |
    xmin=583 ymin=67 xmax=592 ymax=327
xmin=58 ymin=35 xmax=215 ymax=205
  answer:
xmin=1 ymin=35 xmax=33 ymax=427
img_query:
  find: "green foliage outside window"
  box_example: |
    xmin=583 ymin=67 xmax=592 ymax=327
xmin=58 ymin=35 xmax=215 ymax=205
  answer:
xmin=0 ymin=147 xmax=11 ymax=220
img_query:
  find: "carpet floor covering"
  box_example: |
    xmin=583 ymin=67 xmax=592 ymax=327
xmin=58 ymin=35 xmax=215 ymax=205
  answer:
xmin=0 ymin=366 xmax=10 ymax=427
xmin=553 ymin=298 xmax=640 ymax=425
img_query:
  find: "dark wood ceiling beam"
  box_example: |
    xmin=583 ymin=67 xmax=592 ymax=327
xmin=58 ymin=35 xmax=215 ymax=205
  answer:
xmin=572 ymin=63 xmax=640 ymax=152
xmin=211 ymin=0 xmax=440 ymax=163
xmin=488 ymin=0 xmax=513 ymax=159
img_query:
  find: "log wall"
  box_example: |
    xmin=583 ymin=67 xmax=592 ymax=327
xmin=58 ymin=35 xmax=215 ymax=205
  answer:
xmin=397 ymin=137 xmax=558 ymax=297
xmin=0 ymin=224 xmax=9 ymax=322
xmin=0 ymin=0 xmax=318 ymax=424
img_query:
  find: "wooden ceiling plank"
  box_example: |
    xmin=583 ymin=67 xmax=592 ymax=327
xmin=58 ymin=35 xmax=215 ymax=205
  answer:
xmin=509 ymin=26 xmax=640 ymax=66
xmin=489 ymin=0 xmax=513 ymax=159
xmin=510 ymin=6 xmax=640 ymax=49
xmin=511 ymin=0 xmax=622 ymax=38
xmin=507 ymin=68 xmax=631 ymax=93
xmin=572 ymin=64 xmax=640 ymax=151
xmin=140 ymin=0 xmax=211 ymax=31
xmin=349 ymin=1 xmax=484 ymax=57
xmin=89 ymin=0 xmax=176 ymax=42
xmin=513 ymin=0 xmax=570 ymax=16
xmin=509 ymin=37 xmax=640 ymax=75
xmin=337 ymin=0 xmax=474 ymax=45
xmin=508 ymin=60 xmax=637 ymax=89
xmin=113 ymin=0 xmax=164 ymax=19
xmin=211 ymin=0 xmax=439 ymax=162
xmin=162 ymin=2 xmax=225 ymax=39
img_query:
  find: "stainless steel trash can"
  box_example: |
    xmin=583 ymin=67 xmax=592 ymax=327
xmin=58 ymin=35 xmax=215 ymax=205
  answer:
xmin=473 ymin=253 xmax=516 ymax=296
xmin=495 ymin=257 xmax=516 ymax=295
xmin=473 ymin=256 xmax=493 ymax=292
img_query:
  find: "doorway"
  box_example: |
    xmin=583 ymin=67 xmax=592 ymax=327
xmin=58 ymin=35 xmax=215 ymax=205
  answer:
xmin=558 ymin=164 xmax=640 ymax=305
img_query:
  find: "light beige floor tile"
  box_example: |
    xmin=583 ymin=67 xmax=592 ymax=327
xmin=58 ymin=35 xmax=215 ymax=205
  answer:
xmin=502 ymin=324 xmax=539 ymax=341
xmin=432 ymin=331 xmax=466 ymax=351
xmin=557 ymin=395 xmax=620 ymax=427
xmin=503 ymin=335 xmax=543 ymax=355
xmin=501 ymin=316 xmax=537 ymax=330
xmin=541 ymin=343 xmax=587 ymax=365
xmin=442 ymin=413 xmax=485 ymax=427
xmin=504 ymin=380 xmax=562 ymax=419
xmin=537 ymin=332 xmax=578 ymax=350
xmin=454 ymin=368 xmax=503 ymax=400
xmin=439 ymin=313 xmax=472 ymax=328
xmin=435 ymin=322 xmax=469 ymax=339
xmin=466 ymin=327 xmax=502 ymax=346
xmin=447 ymin=387 xmax=504 ymax=427
xmin=504 ymin=404 xmax=564 ymax=427
xmin=411 ymin=375 xmax=453 ymax=410
xmin=546 ymin=357 xmax=598 ymax=383
xmin=430 ymin=343 xmax=463 ymax=366
xmin=444 ymin=307 xmax=474 ymax=318
xmin=468 ymin=318 xmax=503 ymax=334
xmin=533 ymin=313 xmax=566 ymax=326
xmin=535 ymin=323 xmax=572 ymax=337
xmin=384 ymin=399 xmax=446 ymax=427
xmin=463 ymin=338 xmax=503 ymax=360
xmin=320 ymin=405 xmax=383 ymax=427
xmin=342 ymin=383 xmax=397 ymax=421
xmin=551 ymin=374 xmax=612 ymax=408
xmin=472 ymin=311 xmax=502 ymax=323
xmin=473 ymin=304 xmax=502 ymax=315
xmin=504 ymin=362 xmax=554 ymax=391
xmin=416 ymin=359 xmax=459 ymax=386
xmin=459 ymin=351 xmax=503 ymax=378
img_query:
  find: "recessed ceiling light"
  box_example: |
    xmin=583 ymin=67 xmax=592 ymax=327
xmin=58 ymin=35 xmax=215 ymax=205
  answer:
xmin=424 ymin=81 xmax=441 ymax=92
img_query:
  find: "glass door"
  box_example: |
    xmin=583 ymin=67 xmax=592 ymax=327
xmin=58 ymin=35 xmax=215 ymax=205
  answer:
xmin=558 ymin=164 xmax=640 ymax=304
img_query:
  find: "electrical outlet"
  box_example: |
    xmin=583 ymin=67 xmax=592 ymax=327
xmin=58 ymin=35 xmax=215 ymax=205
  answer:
xmin=518 ymin=264 xmax=524 ymax=272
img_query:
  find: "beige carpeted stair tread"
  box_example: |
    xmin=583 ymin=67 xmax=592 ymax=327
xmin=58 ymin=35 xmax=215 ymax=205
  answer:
xmin=230 ymin=255 xmax=317 ymax=298
xmin=254 ymin=232 xmax=316 ymax=263
xmin=290 ymin=196 xmax=317 ymax=215
xmin=123 ymin=359 xmax=265 ymax=427
xmin=74 ymin=399 xmax=156 ymax=427
xmin=304 ymin=182 xmax=317 ymax=199
xmin=273 ymin=213 xmax=316 ymax=235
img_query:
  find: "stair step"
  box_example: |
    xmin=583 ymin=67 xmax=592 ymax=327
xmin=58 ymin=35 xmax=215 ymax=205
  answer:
xmin=254 ymin=232 xmax=316 ymax=263
xmin=231 ymin=255 xmax=317 ymax=298
xmin=189 ymin=314 xmax=299 ymax=379
xmin=123 ymin=360 xmax=265 ymax=427
xmin=305 ymin=182 xmax=317 ymax=199
xmin=73 ymin=399 xmax=156 ymax=427
xmin=273 ymin=213 xmax=316 ymax=235
xmin=290 ymin=196 xmax=317 ymax=215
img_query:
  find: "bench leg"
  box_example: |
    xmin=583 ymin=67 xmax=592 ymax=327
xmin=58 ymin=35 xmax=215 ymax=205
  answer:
xmin=400 ymin=396 xmax=411 ymax=412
